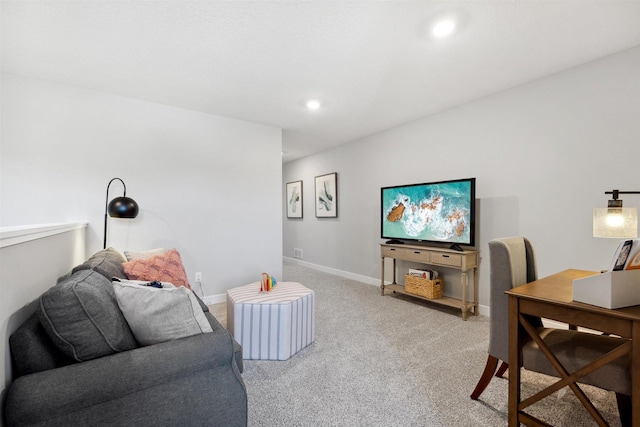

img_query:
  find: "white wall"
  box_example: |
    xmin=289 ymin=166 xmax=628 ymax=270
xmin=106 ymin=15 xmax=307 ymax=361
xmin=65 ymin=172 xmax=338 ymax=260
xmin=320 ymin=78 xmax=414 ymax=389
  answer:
xmin=283 ymin=46 xmax=640 ymax=313
xmin=0 ymin=225 xmax=87 ymax=422
xmin=1 ymin=73 xmax=283 ymax=301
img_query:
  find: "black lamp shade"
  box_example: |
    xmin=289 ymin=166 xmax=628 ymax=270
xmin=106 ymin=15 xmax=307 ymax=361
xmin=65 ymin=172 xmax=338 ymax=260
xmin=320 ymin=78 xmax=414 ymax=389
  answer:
xmin=103 ymin=178 xmax=140 ymax=249
xmin=108 ymin=196 xmax=139 ymax=218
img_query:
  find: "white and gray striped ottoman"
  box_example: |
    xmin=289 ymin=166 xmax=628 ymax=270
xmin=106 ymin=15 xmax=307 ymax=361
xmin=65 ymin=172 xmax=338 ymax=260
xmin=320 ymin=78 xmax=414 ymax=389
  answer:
xmin=226 ymin=281 xmax=315 ymax=360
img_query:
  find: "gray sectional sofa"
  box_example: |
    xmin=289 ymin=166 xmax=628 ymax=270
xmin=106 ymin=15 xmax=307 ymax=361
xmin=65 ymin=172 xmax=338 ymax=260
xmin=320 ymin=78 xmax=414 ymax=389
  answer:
xmin=4 ymin=248 xmax=247 ymax=427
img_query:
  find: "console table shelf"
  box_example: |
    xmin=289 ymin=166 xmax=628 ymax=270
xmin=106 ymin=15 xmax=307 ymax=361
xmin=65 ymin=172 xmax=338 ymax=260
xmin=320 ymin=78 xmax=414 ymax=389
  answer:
xmin=380 ymin=243 xmax=479 ymax=320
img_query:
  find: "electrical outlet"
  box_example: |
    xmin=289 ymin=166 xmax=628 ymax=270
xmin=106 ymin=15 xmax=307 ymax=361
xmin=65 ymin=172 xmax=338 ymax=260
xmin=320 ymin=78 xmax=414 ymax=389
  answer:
xmin=294 ymin=248 xmax=303 ymax=259
xmin=193 ymin=273 xmax=204 ymax=298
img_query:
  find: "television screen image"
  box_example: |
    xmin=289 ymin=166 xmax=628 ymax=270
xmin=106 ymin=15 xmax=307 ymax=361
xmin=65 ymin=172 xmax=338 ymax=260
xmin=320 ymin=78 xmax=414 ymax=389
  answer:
xmin=381 ymin=178 xmax=475 ymax=247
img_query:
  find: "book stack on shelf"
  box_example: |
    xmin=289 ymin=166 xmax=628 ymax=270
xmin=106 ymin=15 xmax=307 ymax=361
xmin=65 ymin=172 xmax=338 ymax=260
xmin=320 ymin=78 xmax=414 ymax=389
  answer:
xmin=407 ymin=268 xmax=439 ymax=279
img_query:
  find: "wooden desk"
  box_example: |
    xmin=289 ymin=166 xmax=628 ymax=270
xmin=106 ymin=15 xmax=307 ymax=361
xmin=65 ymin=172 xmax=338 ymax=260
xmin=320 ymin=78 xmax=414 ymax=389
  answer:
xmin=506 ymin=269 xmax=640 ymax=426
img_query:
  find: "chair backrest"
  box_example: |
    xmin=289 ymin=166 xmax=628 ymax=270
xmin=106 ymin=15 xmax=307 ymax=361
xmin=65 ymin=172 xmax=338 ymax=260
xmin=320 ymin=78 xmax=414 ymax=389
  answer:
xmin=487 ymin=236 xmax=538 ymax=362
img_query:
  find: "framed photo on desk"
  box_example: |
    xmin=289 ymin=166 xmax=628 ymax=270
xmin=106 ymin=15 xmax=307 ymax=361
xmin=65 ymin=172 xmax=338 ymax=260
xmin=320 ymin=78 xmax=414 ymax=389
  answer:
xmin=612 ymin=239 xmax=633 ymax=271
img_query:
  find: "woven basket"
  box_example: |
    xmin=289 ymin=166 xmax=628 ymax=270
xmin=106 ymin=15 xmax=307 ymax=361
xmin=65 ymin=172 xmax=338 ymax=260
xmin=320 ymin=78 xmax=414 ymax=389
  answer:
xmin=404 ymin=275 xmax=443 ymax=299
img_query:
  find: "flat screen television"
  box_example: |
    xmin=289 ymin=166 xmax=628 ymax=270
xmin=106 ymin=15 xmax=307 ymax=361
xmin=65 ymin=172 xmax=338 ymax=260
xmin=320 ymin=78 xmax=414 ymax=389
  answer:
xmin=381 ymin=178 xmax=476 ymax=249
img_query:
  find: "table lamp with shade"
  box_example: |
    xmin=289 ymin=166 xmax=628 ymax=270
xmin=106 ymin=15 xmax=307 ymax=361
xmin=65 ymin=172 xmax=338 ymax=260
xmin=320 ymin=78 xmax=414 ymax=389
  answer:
xmin=593 ymin=190 xmax=639 ymax=238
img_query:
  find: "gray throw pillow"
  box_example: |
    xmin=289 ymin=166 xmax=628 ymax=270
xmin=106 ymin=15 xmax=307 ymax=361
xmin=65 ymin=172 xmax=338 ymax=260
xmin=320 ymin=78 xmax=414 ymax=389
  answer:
xmin=113 ymin=280 xmax=213 ymax=346
xmin=72 ymin=247 xmax=127 ymax=279
xmin=39 ymin=269 xmax=138 ymax=361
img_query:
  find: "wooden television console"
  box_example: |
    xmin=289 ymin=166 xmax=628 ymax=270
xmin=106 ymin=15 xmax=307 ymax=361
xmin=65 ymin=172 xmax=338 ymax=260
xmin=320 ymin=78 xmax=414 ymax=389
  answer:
xmin=380 ymin=243 xmax=479 ymax=320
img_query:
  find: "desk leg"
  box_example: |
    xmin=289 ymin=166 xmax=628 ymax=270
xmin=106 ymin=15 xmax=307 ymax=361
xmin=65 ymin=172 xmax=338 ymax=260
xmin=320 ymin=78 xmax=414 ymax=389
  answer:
xmin=633 ymin=320 xmax=640 ymax=426
xmin=508 ymin=295 xmax=521 ymax=427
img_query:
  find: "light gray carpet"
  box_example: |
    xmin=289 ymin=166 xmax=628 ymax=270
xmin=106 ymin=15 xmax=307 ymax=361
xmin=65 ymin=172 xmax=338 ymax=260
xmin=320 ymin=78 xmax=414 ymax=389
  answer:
xmin=235 ymin=261 xmax=621 ymax=426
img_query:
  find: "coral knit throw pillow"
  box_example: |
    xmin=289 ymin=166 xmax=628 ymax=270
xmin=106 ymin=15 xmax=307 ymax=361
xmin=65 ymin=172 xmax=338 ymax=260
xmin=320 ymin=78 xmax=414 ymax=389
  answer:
xmin=123 ymin=249 xmax=191 ymax=290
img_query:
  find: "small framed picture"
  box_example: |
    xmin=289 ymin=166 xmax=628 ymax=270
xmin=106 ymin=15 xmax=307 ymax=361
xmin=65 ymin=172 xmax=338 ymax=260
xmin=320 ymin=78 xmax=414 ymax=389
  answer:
xmin=613 ymin=239 xmax=633 ymax=271
xmin=286 ymin=180 xmax=303 ymax=218
xmin=315 ymin=172 xmax=338 ymax=218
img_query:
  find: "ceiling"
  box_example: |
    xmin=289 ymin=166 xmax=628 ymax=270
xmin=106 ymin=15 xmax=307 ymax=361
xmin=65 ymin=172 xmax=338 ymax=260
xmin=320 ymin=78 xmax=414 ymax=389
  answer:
xmin=2 ymin=1 xmax=640 ymax=163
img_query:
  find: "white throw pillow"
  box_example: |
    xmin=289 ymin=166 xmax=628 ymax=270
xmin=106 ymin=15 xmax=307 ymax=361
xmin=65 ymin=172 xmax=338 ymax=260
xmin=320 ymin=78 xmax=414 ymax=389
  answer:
xmin=124 ymin=247 xmax=166 ymax=261
xmin=112 ymin=280 xmax=212 ymax=346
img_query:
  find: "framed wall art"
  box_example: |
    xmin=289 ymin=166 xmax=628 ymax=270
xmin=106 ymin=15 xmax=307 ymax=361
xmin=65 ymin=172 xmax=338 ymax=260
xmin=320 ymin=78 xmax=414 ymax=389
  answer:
xmin=286 ymin=180 xmax=303 ymax=218
xmin=315 ymin=172 xmax=338 ymax=218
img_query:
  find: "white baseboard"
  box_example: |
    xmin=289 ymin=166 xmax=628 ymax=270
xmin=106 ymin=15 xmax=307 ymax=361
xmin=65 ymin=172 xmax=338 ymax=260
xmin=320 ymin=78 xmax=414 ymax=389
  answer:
xmin=283 ymin=256 xmax=490 ymax=317
xmin=283 ymin=256 xmax=380 ymax=286
xmin=477 ymin=305 xmax=489 ymax=317
xmin=202 ymin=294 xmax=226 ymax=305
xmin=200 ymin=260 xmax=378 ymax=308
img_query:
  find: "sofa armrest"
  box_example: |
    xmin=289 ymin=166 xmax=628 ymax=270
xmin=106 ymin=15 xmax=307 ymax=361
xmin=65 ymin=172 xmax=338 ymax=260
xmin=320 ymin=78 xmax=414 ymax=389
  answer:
xmin=6 ymin=329 xmax=244 ymax=426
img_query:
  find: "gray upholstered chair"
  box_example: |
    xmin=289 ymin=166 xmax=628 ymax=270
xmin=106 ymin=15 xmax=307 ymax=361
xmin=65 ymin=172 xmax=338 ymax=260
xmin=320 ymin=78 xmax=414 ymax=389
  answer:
xmin=470 ymin=236 xmax=631 ymax=425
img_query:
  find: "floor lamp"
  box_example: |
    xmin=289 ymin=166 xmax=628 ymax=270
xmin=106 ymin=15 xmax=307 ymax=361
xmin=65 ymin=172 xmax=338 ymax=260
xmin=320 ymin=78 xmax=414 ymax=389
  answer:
xmin=103 ymin=177 xmax=140 ymax=249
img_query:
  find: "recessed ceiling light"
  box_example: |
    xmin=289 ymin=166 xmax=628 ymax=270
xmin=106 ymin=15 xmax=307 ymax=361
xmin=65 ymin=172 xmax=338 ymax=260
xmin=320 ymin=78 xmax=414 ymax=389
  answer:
xmin=432 ymin=19 xmax=456 ymax=38
xmin=306 ymin=99 xmax=321 ymax=110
